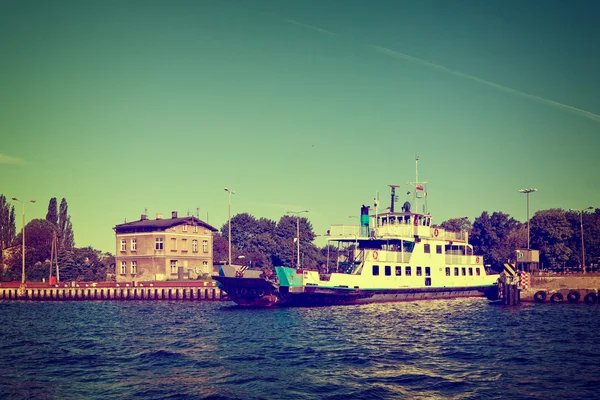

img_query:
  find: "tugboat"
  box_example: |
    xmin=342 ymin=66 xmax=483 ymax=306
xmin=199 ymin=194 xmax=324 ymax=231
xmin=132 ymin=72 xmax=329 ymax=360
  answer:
xmin=214 ymin=158 xmax=499 ymax=306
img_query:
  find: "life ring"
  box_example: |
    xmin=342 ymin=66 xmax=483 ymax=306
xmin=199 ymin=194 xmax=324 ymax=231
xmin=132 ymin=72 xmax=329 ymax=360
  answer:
xmin=257 ymin=290 xmax=264 ymax=297
xmin=550 ymin=292 xmax=563 ymax=303
xmin=584 ymin=292 xmax=597 ymax=304
xmin=373 ymin=250 xmax=379 ymax=260
xmin=433 ymin=228 xmax=439 ymax=237
xmin=567 ymin=290 xmax=580 ymax=303
xmin=533 ymin=291 xmax=546 ymax=303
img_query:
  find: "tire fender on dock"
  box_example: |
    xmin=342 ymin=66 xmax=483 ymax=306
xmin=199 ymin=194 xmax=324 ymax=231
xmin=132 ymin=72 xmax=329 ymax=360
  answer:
xmin=550 ymin=293 xmax=564 ymax=303
xmin=584 ymin=292 xmax=598 ymax=304
xmin=534 ymin=291 xmax=547 ymax=303
xmin=567 ymin=290 xmax=580 ymax=303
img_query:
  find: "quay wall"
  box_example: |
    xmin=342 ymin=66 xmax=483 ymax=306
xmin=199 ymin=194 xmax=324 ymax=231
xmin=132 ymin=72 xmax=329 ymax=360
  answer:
xmin=522 ymin=275 xmax=600 ymax=304
xmin=0 ymin=281 xmax=228 ymax=302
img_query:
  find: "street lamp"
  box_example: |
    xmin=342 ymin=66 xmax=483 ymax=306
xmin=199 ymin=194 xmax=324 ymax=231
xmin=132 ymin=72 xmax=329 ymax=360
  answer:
xmin=569 ymin=206 xmax=594 ymax=274
xmin=287 ymin=210 xmax=309 ymax=268
xmin=519 ymin=188 xmax=537 ymax=249
xmin=224 ymin=187 xmax=235 ymax=266
xmin=11 ymin=197 xmax=36 ymax=285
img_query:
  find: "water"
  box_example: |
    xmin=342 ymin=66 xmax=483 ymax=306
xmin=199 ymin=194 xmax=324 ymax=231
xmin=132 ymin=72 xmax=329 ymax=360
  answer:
xmin=1 ymin=299 xmax=599 ymax=399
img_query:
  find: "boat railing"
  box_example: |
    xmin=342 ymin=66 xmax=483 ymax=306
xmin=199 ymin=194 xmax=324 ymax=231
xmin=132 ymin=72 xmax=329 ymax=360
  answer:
xmin=328 ymin=224 xmax=362 ymax=238
xmin=445 ymin=255 xmax=483 ymax=265
xmin=439 ymin=230 xmax=468 ymax=242
xmin=374 ymin=224 xmax=417 ymax=238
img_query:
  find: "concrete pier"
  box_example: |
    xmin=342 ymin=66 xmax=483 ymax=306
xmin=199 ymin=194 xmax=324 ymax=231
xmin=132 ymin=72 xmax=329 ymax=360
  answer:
xmin=0 ymin=281 xmax=227 ymax=302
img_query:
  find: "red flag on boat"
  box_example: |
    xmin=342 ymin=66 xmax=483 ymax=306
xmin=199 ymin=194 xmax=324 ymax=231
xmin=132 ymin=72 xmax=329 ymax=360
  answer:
xmin=416 ymin=185 xmax=424 ymax=190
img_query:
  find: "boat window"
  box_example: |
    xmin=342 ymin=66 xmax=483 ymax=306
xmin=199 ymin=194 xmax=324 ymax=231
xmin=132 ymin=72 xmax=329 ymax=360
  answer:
xmin=476 ymin=268 xmax=481 ymax=276
xmin=461 ymin=267 xmax=466 ymax=276
xmin=416 ymin=266 xmax=422 ymax=276
xmin=426 ymin=218 xmax=431 ymax=227
xmin=454 ymin=267 xmax=459 ymax=276
xmin=385 ymin=266 xmax=391 ymax=276
xmin=445 ymin=267 xmax=451 ymax=276
xmin=406 ymin=266 xmax=412 ymax=276
xmin=372 ymin=265 xmax=379 ymax=276
xmin=436 ymin=245 xmax=443 ymax=254
xmin=468 ymin=268 xmax=473 ymax=276
xmin=425 ymin=266 xmax=431 ymax=276
xmin=425 ymin=278 xmax=431 ymax=286
xmin=424 ymin=244 xmax=430 ymax=253
xmin=395 ymin=266 xmax=402 ymax=276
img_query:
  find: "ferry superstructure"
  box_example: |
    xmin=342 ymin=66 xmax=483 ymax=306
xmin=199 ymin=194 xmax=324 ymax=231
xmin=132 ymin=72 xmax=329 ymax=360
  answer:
xmin=214 ymin=159 xmax=499 ymax=306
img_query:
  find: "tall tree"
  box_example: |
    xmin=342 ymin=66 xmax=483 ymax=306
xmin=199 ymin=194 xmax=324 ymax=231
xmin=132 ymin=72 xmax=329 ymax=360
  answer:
xmin=440 ymin=217 xmax=472 ymax=232
xmin=470 ymin=211 xmax=521 ymax=271
xmin=1 ymin=195 xmax=17 ymax=256
xmin=58 ymin=198 xmax=74 ymax=249
xmin=46 ymin=197 xmax=58 ymax=226
xmin=530 ymin=209 xmax=573 ymax=270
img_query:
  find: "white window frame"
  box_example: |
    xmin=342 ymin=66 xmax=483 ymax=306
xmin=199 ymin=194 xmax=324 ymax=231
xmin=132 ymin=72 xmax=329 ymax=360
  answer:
xmin=170 ymin=260 xmax=177 ymax=274
xmin=194 ymin=225 xmax=198 ymax=233
xmin=131 ymin=261 xmax=137 ymax=275
xmin=120 ymin=261 xmax=126 ymax=274
xmin=202 ymin=239 xmax=208 ymax=253
xmin=192 ymin=239 xmax=198 ymax=253
xmin=131 ymin=238 xmax=137 ymax=251
xmin=120 ymin=239 xmax=126 ymax=252
xmin=182 ymin=224 xmax=188 ymax=232
xmin=155 ymin=237 xmax=164 ymax=250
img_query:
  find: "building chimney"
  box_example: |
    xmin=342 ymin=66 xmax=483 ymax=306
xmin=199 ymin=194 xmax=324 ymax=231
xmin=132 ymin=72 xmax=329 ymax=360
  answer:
xmin=141 ymin=214 xmax=147 ymax=221
xmin=156 ymin=213 xmax=163 ymax=220
xmin=172 ymin=211 xmax=178 ymax=219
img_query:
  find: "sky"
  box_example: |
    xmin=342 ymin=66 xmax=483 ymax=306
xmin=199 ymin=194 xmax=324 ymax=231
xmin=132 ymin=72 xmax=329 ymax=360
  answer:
xmin=1 ymin=0 xmax=599 ymax=253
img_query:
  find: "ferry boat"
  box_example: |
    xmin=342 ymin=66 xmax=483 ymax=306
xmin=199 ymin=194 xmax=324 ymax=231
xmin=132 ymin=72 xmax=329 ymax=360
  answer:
xmin=214 ymin=159 xmax=499 ymax=306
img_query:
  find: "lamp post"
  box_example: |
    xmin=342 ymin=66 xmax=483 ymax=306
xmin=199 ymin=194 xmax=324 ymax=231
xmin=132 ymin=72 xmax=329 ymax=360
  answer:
xmin=569 ymin=206 xmax=594 ymax=274
xmin=11 ymin=198 xmax=36 ymax=285
xmin=287 ymin=210 xmax=309 ymax=268
xmin=224 ymin=187 xmax=235 ymax=266
xmin=519 ymin=188 xmax=537 ymax=249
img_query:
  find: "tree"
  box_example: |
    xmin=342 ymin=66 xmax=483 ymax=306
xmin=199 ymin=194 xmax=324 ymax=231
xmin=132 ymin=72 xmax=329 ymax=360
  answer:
xmin=530 ymin=209 xmax=573 ymax=270
xmin=58 ymin=198 xmax=74 ymax=249
xmin=0 ymin=195 xmax=16 ymax=261
xmin=46 ymin=197 xmax=58 ymax=226
xmin=470 ymin=211 xmax=521 ymax=272
xmin=212 ymin=232 xmax=229 ymax=265
xmin=440 ymin=217 xmax=472 ymax=232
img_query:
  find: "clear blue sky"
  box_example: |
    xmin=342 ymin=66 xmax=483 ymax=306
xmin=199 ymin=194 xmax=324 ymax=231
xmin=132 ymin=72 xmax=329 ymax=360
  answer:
xmin=2 ymin=0 xmax=599 ymax=253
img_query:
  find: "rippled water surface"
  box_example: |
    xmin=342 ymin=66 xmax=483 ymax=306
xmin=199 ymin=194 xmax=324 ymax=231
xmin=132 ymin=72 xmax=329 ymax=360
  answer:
xmin=1 ymin=298 xmax=599 ymax=399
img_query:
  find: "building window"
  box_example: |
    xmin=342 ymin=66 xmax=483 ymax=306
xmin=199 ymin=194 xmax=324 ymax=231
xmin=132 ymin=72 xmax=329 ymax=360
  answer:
xmin=181 ymin=238 xmax=188 ymax=252
xmin=468 ymin=267 xmax=473 ymax=276
xmin=171 ymin=237 xmax=177 ymax=251
xmin=416 ymin=266 xmax=422 ymax=276
xmin=170 ymin=260 xmax=177 ymax=274
xmin=202 ymin=240 xmax=208 ymax=253
xmin=155 ymin=238 xmax=164 ymax=250
xmin=202 ymin=261 xmax=208 ymax=271
xmin=131 ymin=261 xmax=137 ymax=275
xmin=120 ymin=261 xmax=126 ymax=274
xmin=436 ymin=245 xmax=442 ymax=254
xmin=461 ymin=267 xmax=466 ymax=276
xmin=424 ymin=244 xmax=430 ymax=253
xmin=120 ymin=240 xmax=126 ymax=252
xmin=406 ymin=266 xmax=411 ymax=276
xmin=131 ymin=239 xmax=137 ymax=251
xmin=372 ymin=265 xmax=379 ymax=276
xmin=385 ymin=266 xmax=391 ymax=276
xmin=182 ymin=224 xmax=188 ymax=232
xmin=192 ymin=239 xmax=198 ymax=252
xmin=194 ymin=225 xmax=198 ymax=233
xmin=425 ymin=266 xmax=431 ymax=276
xmin=395 ymin=266 xmax=402 ymax=276
xmin=425 ymin=277 xmax=432 ymax=286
